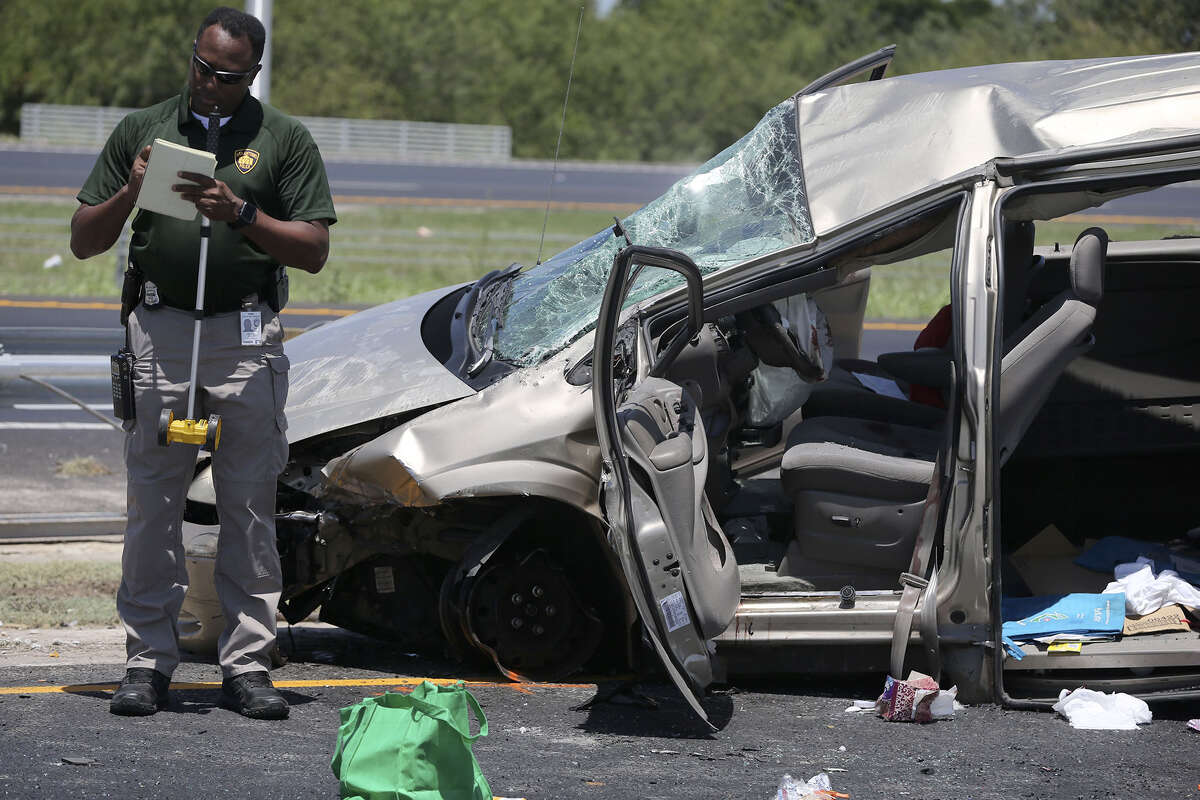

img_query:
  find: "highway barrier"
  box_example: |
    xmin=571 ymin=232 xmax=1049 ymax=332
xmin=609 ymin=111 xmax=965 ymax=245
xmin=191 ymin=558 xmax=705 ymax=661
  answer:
xmin=20 ymin=103 xmax=512 ymax=163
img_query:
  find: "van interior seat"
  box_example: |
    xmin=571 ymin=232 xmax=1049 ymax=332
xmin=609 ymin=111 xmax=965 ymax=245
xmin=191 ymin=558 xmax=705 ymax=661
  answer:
xmin=800 ymin=220 xmax=1039 ymax=430
xmin=776 ymin=227 xmax=1108 ymax=590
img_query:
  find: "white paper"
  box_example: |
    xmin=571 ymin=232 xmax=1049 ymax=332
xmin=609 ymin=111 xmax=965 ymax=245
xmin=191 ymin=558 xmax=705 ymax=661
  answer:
xmin=851 ymin=372 xmax=907 ymax=400
xmin=136 ymin=138 xmax=216 ymax=221
xmin=1031 ymin=633 xmax=1115 ymax=644
xmin=929 ymin=686 xmax=958 ymax=720
xmin=1052 ymin=687 xmax=1152 ymax=730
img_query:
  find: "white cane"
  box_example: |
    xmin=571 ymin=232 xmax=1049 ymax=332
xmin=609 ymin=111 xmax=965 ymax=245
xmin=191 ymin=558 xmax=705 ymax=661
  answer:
xmin=158 ymin=105 xmax=223 ymax=451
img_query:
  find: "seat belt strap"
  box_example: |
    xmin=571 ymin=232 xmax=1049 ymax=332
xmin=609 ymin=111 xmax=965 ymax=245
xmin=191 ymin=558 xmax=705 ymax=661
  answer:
xmin=889 ymin=452 xmax=945 ymax=679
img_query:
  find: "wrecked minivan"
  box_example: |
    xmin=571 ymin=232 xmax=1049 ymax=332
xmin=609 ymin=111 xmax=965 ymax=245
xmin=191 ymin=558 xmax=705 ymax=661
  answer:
xmin=184 ymin=48 xmax=1200 ymax=726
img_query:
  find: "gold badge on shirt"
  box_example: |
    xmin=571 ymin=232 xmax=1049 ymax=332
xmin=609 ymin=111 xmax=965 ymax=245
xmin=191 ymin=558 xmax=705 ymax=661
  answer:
xmin=234 ymin=149 xmax=260 ymax=174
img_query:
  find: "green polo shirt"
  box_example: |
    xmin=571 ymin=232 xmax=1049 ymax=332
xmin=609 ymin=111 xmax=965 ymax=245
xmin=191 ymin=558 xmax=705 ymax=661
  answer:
xmin=78 ymin=88 xmax=336 ymax=312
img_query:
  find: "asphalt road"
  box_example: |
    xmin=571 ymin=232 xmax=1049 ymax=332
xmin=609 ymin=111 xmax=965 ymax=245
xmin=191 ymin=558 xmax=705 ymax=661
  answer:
xmin=0 ymin=321 xmax=917 ymax=519
xmin=0 ymin=148 xmax=687 ymax=207
xmin=4 ymin=146 xmax=1200 ymax=215
xmin=0 ymin=627 xmax=1197 ymax=800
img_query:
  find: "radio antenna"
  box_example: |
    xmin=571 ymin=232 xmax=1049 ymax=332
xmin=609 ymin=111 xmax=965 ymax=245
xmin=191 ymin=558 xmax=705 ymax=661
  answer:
xmin=535 ymin=4 xmax=585 ymax=267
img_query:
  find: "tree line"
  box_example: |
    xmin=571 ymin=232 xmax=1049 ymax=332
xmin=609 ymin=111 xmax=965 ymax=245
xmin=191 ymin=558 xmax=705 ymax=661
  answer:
xmin=1 ymin=0 xmax=1196 ymax=162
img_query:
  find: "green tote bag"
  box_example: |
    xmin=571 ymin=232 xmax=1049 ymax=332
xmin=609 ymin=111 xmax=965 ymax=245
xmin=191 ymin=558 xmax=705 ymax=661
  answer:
xmin=331 ymin=681 xmax=492 ymax=800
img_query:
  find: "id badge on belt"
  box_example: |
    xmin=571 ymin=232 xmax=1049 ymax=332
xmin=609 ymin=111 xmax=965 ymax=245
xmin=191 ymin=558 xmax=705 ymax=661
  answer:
xmin=240 ymin=310 xmax=262 ymax=346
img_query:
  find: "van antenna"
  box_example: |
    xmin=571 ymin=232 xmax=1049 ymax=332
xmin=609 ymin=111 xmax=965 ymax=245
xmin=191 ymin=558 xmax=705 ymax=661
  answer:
xmin=535 ymin=4 xmax=585 ymax=267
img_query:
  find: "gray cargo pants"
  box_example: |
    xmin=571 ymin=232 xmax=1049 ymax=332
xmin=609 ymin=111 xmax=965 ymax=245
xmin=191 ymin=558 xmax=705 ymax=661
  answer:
xmin=120 ymin=301 xmax=289 ymax=678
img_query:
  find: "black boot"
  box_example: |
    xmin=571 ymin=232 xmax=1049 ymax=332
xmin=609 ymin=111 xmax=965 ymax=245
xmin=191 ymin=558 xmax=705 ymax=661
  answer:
xmin=221 ymin=671 xmax=289 ymax=720
xmin=110 ymin=668 xmax=171 ymax=716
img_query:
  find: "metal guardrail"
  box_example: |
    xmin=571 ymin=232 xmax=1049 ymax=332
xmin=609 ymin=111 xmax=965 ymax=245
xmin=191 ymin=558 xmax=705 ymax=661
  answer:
xmin=17 ymin=104 xmax=132 ymax=149
xmin=300 ymin=115 xmax=511 ymax=162
xmin=20 ymin=103 xmax=512 ymax=162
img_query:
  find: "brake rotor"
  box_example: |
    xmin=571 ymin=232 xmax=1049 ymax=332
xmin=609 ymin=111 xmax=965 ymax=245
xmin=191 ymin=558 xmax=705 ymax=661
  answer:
xmin=463 ymin=548 xmax=603 ymax=682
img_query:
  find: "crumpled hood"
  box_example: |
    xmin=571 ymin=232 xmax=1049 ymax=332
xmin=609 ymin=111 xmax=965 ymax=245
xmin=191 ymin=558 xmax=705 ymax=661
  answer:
xmin=284 ymin=286 xmax=474 ymax=444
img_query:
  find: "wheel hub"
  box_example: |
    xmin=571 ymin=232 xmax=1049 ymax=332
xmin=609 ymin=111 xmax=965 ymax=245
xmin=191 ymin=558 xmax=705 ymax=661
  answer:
xmin=463 ymin=548 xmax=602 ymax=681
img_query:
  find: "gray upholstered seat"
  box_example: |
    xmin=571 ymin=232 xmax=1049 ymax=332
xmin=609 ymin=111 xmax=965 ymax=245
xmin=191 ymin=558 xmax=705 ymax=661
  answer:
xmin=801 ymin=220 xmax=1038 ymax=429
xmin=781 ymin=417 xmax=938 ymax=500
xmin=777 ymin=227 xmax=1108 ymax=589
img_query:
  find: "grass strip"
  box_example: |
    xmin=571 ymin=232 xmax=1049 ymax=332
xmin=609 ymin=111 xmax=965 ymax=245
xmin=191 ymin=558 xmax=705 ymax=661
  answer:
xmin=0 ymin=561 xmax=120 ymax=628
xmin=2 ymin=198 xmax=1196 ymax=321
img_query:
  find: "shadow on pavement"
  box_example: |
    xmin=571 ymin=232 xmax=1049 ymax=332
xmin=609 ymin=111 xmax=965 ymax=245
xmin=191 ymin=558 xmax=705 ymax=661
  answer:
xmin=572 ymin=680 xmax=733 ymax=739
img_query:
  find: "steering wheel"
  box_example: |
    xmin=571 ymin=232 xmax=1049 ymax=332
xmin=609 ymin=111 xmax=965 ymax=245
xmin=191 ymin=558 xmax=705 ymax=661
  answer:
xmin=738 ymin=304 xmax=825 ymax=382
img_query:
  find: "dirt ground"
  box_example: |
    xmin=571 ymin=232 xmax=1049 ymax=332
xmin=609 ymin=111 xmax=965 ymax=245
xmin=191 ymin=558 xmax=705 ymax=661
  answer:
xmin=0 ymin=541 xmax=125 ymax=666
xmin=0 ymin=541 xmax=122 ymax=563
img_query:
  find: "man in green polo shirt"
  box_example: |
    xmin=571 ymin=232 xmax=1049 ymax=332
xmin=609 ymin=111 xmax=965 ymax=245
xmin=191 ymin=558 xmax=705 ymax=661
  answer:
xmin=70 ymin=6 xmax=336 ymax=720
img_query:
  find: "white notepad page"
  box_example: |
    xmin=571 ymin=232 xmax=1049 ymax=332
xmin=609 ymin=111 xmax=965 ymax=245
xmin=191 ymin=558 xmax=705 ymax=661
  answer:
xmin=136 ymin=138 xmax=217 ymax=221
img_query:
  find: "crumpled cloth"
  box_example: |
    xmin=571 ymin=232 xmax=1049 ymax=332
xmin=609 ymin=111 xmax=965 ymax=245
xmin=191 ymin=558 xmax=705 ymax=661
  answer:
xmin=1103 ymin=559 xmax=1200 ymax=615
xmin=1053 ymin=688 xmax=1152 ymax=730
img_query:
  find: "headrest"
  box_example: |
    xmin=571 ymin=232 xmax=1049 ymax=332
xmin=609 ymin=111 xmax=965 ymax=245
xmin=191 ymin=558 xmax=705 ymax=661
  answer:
xmin=1070 ymin=227 xmax=1108 ymax=305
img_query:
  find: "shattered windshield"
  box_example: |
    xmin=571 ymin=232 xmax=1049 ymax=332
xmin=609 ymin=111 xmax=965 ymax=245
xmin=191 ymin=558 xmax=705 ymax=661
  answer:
xmin=494 ymin=97 xmax=814 ymax=366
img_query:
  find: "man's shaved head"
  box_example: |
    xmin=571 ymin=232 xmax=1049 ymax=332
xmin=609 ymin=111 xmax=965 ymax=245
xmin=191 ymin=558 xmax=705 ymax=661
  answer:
xmin=196 ymin=6 xmax=266 ymax=63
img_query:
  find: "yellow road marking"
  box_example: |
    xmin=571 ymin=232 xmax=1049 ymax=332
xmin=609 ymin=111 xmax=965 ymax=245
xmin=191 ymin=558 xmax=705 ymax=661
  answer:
xmin=0 ymin=675 xmax=599 ymax=696
xmin=1064 ymin=212 xmax=1200 ymax=226
xmin=0 ymin=186 xmax=77 ymax=197
xmin=0 ymin=298 xmax=119 ymax=311
xmin=863 ymin=321 xmax=924 ymax=331
xmin=279 ymin=307 xmax=357 ymax=317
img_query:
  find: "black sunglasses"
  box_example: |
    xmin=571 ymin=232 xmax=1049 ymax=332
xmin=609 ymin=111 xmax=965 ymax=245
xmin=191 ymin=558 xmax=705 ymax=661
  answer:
xmin=191 ymin=46 xmax=257 ymax=85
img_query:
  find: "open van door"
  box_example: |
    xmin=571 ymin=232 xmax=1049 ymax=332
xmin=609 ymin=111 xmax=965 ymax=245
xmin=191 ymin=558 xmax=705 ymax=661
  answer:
xmin=591 ymin=243 xmax=741 ymax=730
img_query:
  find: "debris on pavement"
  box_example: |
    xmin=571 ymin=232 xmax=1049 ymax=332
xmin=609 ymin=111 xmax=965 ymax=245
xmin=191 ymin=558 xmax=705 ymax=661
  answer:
xmin=61 ymin=756 xmax=97 ymax=766
xmin=843 ymin=700 xmax=875 ymax=713
xmin=773 ymin=772 xmax=849 ymax=800
xmin=875 ymin=671 xmax=958 ymax=722
xmin=1052 ymin=687 xmax=1152 ymax=730
xmin=1186 ymin=719 xmax=1200 ymax=733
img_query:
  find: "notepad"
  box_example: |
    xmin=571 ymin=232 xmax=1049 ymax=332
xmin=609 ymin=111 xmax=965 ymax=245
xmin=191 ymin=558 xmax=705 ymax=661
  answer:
xmin=136 ymin=138 xmax=216 ymax=221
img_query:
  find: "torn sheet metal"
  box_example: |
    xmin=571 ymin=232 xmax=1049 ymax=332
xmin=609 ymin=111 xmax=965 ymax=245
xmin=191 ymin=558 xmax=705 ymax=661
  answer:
xmin=496 ymin=99 xmax=814 ymax=367
xmin=284 ymin=285 xmax=474 ymax=444
xmin=321 ymin=341 xmax=603 ymax=514
xmin=321 ymin=440 xmax=439 ymax=507
xmin=800 ymin=52 xmax=1200 ymax=235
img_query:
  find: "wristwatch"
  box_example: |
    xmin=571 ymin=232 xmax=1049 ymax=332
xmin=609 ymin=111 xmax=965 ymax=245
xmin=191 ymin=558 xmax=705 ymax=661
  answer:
xmin=230 ymin=200 xmax=258 ymax=230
